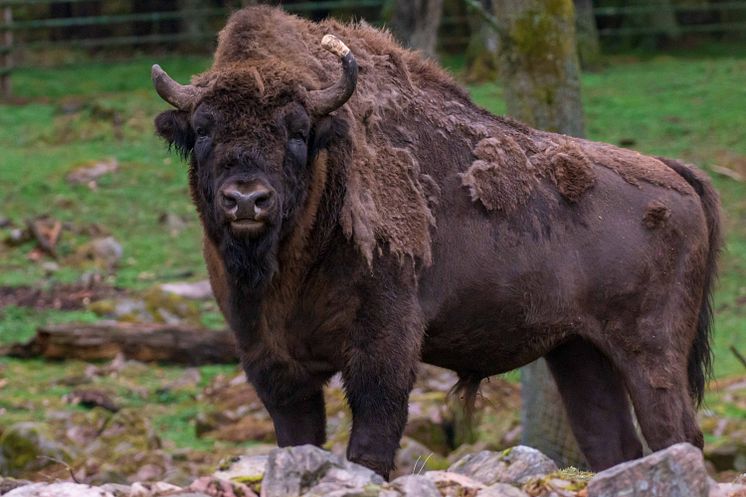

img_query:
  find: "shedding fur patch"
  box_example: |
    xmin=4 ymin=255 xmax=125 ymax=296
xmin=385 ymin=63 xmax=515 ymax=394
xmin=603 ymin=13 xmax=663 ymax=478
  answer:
xmin=577 ymin=140 xmax=692 ymax=195
xmin=460 ymin=136 xmax=537 ymax=212
xmin=531 ymin=140 xmax=596 ymax=202
xmin=341 ymin=143 xmax=434 ymax=265
xmin=643 ymin=200 xmax=671 ymax=229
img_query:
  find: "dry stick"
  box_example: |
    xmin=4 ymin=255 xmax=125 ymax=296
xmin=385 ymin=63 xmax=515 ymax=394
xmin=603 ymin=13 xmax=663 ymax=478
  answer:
xmin=37 ymin=456 xmax=81 ymax=484
xmin=730 ymin=345 xmax=746 ymax=371
xmin=463 ymin=0 xmax=507 ymax=38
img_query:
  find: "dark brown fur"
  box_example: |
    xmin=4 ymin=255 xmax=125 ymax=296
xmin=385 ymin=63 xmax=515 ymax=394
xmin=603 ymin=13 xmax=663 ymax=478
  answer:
xmin=153 ymin=6 xmax=722 ymax=477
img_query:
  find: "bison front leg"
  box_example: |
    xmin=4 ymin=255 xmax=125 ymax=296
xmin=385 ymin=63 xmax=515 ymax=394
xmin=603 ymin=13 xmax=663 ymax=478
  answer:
xmin=243 ymin=359 xmax=328 ymax=447
xmin=342 ymin=295 xmax=422 ymax=479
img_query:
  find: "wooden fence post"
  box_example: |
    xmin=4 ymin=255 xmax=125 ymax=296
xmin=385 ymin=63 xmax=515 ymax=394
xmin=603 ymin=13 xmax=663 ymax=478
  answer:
xmin=1 ymin=6 xmax=12 ymax=100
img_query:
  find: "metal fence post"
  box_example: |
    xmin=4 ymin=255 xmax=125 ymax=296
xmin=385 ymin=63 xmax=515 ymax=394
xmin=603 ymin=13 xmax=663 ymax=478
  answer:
xmin=1 ymin=6 xmax=11 ymax=100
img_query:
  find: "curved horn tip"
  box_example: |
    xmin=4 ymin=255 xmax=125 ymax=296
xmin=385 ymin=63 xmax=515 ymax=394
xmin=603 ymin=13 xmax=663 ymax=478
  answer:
xmin=321 ymin=34 xmax=350 ymax=59
xmin=151 ymin=64 xmax=165 ymax=81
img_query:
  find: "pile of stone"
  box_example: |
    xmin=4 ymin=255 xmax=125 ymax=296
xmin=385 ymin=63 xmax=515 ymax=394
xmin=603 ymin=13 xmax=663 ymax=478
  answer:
xmin=2 ymin=443 xmax=743 ymax=497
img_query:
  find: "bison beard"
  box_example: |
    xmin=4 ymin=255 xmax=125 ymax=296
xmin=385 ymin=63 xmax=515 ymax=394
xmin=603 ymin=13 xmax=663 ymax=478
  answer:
xmin=151 ymin=5 xmax=722 ymax=480
xmin=220 ymin=232 xmax=279 ymax=291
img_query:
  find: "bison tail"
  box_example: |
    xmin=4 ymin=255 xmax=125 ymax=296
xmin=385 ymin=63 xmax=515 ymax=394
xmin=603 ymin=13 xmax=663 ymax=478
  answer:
xmin=659 ymin=157 xmax=723 ymax=406
xmin=450 ymin=372 xmax=482 ymax=433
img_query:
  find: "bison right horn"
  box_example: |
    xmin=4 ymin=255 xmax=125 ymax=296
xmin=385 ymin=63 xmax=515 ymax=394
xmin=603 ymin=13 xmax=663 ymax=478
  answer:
xmin=152 ymin=64 xmax=205 ymax=111
xmin=307 ymin=34 xmax=358 ymax=116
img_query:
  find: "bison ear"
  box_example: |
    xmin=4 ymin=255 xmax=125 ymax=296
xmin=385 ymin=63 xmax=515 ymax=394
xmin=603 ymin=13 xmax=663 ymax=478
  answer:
xmin=155 ymin=110 xmax=195 ymax=159
xmin=309 ymin=116 xmax=345 ymax=160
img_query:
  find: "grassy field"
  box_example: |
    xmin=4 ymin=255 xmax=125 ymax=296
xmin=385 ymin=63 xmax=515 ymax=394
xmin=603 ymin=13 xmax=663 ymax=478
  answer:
xmin=0 ymin=47 xmax=744 ymax=460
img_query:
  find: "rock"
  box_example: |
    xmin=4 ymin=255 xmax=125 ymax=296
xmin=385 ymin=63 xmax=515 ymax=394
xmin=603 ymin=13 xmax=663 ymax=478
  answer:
xmin=189 ymin=476 xmax=257 ymax=497
xmin=159 ymin=280 xmax=213 ymax=300
xmin=423 ymin=471 xmax=485 ymax=497
xmin=88 ymin=288 xmax=201 ymax=325
xmin=390 ymin=475 xmax=440 ymax=497
xmin=712 ymin=483 xmax=746 ymax=497
xmin=3 ymin=483 xmax=114 ymax=497
xmin=0 ymin=422 xmax=73 ymax=475
xmin=158 ymin=213 xmax=188 ymax=236
xmin=260 ymin=445 xmax=384 ymax=497
xmin=66 ymin=158 xmax=118 ymax=187
xmin=63 ymin=387 xmax=120 ymax=412
xmin=478 ymin=483 xmax=530 ymax=497
xmin=449 ymin=446 xmax=558 ymax=485
xmin=587 ymin=443 xmax=710 ymax=497
xmin=213 ymin=454 xmax=268 ymax=486
xmin=74 ymin=236 xmax=123 ymax=269
xmin=0 ymin=478 xmax=32 ymax=495
xmin=129 ymin=481 xmax=182 ymax=496
xmin=5 ymin=227 xmax=31 ymax=247
xmin=97 ymin=484 xmax=132 ymax=497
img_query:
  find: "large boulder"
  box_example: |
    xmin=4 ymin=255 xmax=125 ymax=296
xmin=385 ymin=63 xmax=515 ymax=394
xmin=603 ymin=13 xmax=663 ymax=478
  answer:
xmin=260 ymin=445 xmax=384 ymax=497
xmin=448 ymin=446 xmax=558 ymax=485
xmin=587 ymin=443 xmax=711 ymax=497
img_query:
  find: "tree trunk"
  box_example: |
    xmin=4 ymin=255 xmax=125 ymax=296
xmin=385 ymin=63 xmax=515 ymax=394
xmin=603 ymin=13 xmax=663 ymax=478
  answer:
xmin=492 ymin=0 xmax=585 ymax=137
xmin=2 ymin=322 xmax=238 ymax=365
xmin=574 ymin=0 xmax=601 ymax=69
xmin=388 ymin=0 xmax=444 ymax=58
xmin=465 ymin=0 xmax=499 ymax=81
xmin=521 ymin=359 xmax=586 ymax=467
xmin=490 ymin=0 xmax=586 ymax=467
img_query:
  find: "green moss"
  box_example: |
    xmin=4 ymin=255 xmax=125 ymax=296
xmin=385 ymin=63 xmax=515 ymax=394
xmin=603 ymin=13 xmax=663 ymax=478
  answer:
xmin=0 ymin=422 xmax=72 ymax=475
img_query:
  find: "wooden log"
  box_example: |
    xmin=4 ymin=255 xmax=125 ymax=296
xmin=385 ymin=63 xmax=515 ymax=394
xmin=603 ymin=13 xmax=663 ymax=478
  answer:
xmin=2 ymin=322 xmax=238 ymax=365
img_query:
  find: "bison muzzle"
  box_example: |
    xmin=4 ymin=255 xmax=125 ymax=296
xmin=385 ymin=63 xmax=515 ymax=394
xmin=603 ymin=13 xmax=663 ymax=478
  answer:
xmin=152 ymin=6 xmax=722 ymax=479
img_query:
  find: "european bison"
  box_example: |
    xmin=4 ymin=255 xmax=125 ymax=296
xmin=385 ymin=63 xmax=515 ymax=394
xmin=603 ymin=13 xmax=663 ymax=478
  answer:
xmin=152 ymin=6 xmax=721 ymax=478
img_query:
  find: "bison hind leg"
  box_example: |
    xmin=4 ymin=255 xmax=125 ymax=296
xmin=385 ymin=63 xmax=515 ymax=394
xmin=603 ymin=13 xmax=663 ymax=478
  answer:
xmin=545 ymin=338 xmax=642 ymax=471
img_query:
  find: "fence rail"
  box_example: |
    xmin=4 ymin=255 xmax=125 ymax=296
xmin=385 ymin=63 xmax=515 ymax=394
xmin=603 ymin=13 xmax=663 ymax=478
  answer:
xmin=1 ymin=0 xmax=746 ymax=99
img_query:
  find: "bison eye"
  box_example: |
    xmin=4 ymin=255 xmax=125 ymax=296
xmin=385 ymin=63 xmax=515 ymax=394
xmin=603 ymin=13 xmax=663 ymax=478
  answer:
xmin=195 ymin=126 xmax=208 ymax=137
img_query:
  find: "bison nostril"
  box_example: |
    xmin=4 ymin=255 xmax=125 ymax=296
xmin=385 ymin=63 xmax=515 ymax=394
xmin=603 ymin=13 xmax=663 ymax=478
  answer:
xmin=253 ymin=191 xmax=272 ymax=211
xmin=221 ymin=192 xmax=238 ymax=211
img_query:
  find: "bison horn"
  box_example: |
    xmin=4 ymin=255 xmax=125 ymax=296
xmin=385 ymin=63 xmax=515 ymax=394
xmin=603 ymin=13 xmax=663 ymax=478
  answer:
xmin=308 ymin=35 xmax=358 ymax=116
xmin=151 ymin=64 xmax=204 ymax=111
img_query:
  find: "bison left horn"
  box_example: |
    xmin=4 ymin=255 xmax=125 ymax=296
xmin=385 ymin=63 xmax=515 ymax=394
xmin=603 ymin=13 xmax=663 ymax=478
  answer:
xmin=151 ymin=64 xmax=205 ymax=111
xmin=308 ymin=34 xmax=358 ymax=116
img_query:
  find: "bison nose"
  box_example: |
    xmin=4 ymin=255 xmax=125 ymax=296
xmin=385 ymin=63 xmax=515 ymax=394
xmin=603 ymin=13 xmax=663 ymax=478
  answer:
xmin=221 ymin=184 xmax=274 ymax=221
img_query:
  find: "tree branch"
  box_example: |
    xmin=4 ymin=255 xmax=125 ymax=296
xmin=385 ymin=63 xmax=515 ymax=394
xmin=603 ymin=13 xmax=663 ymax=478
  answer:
xmin=464 ymin=0 xmax=507 ymax=38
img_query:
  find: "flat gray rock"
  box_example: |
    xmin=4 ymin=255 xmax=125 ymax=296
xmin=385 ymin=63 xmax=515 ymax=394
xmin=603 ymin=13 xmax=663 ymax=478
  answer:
xmin=4 ymin=483 xmax=114 ymax=497
xmin=390 ymin=475 xmax=440 ymax=497
xmin=448 ymin=446 xmax=558 ymax=485
xmin=587 ymin=443 xmax=710 ymax=497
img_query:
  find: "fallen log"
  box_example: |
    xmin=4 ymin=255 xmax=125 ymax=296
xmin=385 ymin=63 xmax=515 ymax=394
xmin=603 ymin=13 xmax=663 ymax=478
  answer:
xmin=1 ymin=322 xmax=238 ymax=365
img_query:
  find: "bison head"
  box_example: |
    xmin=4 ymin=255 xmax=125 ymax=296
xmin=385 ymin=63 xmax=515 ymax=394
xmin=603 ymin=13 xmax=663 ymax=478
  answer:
xmin=152 ymin=35 xmax=357 ymax=290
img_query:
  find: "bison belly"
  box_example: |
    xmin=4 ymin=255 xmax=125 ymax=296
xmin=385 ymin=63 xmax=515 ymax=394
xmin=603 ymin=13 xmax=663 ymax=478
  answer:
xmin=417 ymin=166 xmax=707 ymax=377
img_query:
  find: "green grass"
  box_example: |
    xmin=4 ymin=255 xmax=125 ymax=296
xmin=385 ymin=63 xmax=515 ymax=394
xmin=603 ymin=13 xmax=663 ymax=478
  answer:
xmin=0 ymin=47 xmax=744 ymax=458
